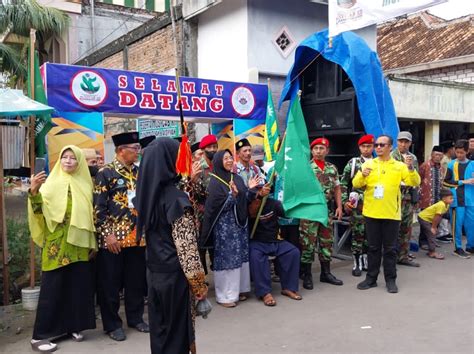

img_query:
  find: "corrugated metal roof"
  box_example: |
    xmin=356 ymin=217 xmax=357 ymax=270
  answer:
xmin=1 ymin=125 xmax=26 ymax=169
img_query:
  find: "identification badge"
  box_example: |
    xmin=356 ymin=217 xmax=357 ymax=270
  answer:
xmin=127 ymin=189 xmax=136 ymax=208
xmin=374 ymin=185 xmax=384 ymax=199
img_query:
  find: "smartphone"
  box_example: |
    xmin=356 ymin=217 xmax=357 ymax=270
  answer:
xmin=34 ymin=157 xmax=46 ymax=175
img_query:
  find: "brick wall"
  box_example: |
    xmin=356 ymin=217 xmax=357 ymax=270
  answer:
xmin=91 ymin=22 xmax=181 ymax=139
xmin=411 ymin=63 xmax=474 ymax=84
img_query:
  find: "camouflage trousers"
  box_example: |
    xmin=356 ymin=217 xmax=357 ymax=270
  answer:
xmin=398 ymin=200 xmax=414 ymax=262
xmin=350 ymin=210 xmax=367 ymax=254
xmin=299 ymin=218 xmax=333 ymax=264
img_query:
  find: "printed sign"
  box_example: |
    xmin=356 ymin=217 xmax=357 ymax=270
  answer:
xmin=328 ymin=0 xmax=447 ymax=37
xmin=44 ymin=63 xmax=267 ymax=121
xmin=137 ymin=119 xmax=181 ymax=138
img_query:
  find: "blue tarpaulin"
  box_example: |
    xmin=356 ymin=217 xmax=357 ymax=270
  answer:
xmin=280 ymin=29 xmax=399 ymax=141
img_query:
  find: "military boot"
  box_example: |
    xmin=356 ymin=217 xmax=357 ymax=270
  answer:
xmin=352 ymin=253 xmax=362 ymax=277
xmin=302 ymin=263 xmax=314 ymax=290
xmin=299 ymin=262 xmax=306 ymax=280
xmin=320 ymin=261 xmax=343 ymax=286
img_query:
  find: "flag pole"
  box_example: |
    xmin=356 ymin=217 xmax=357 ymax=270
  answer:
xmin=29 ymin=28 xmax=37 ymax=289
xmin=249 ymin=89 xmax=301 ymax=238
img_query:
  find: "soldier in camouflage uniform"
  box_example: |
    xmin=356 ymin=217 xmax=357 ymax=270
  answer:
xmin=340 ymin=134 xmax=374 ymax=276
xmin=189 ymin=134 xmax=219 ymax=274
xmin=392 ymin=131 xmax=420 ymax=267
xmin=299 ymin=137 xmax=344 ymax=290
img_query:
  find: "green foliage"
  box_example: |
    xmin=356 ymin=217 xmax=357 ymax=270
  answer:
xmin=0 ymin=0 xmax=70 ymax=85
xmin=1 ymin=218 xmax=41 ymax=303
xmin=0 ymin=0 xmax=69 ymax=37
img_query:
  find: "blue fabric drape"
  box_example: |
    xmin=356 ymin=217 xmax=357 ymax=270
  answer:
xmin=279 ymin=29 xmax=399 ymax=142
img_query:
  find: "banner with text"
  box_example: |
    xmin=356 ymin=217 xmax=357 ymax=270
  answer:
xmin=137 ymin=119 xmax=181 ymax=139
xmin=44 ymin=63 xmax=267 ymax=121
xmin=328 ymin=0 xmax=447 ymax=37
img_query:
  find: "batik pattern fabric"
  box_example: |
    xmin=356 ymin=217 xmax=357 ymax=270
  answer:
xmin=212 ymin=195 xmax=250 ymax=271
xmin=94 ymin=159 xmax=144 ymax=249
xmin=419 ymin=160 xmax=446 ymax=210
xmin=29 ymin=192 xmax=89 ymax=271
xmin=188 ymin=158 xmax=212 ymax=229
xmin=172 ymin=209 xmax=207 ymax=298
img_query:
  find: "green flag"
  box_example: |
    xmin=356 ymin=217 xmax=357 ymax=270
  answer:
xmin=275 ymin=96 xmax=328 ymax=226
xmin=27 ymin=48 xmax=53 ymax=157
xmin=263 ymin=88 xmax=280 ymax=162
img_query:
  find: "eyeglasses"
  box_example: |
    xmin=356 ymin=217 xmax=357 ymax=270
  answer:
xmin=374 ymin=143 xmax=389 ymax=148
xmin=123 ymin=145 xmax=141 ymax=152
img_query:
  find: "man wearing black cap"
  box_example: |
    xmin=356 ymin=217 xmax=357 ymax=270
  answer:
xmin=419 ymin=146 xmax=451 ymax=246
xmin=234 ymin=138 xmax=265 ymax=187
xmin=441 ymin=140 xmax=455 ymax=175
xmin=94 ymin=132 xmax=148 ymax=341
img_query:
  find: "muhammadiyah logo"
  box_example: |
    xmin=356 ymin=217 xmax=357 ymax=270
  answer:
xmin=231 ymin=86 xmax=256 ymax=116
xmin=71 ymin=70 xmax=108 ymax=107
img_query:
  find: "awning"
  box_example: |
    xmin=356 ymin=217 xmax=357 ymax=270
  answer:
xmin=0 ymin=89 xmax=54 ymax=117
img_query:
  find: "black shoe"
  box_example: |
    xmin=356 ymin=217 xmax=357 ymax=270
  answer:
xmin=131 ymin=322 xmax=149 ymax=333
xmin=352 ymin=253 xmax=362 ymax=277
xmin=465 ymin=247 xmax=474 ymax=254
xmin=320 ymin=261 xmax=343 ymax=286
xmin=357 ymin=279 xmax=377 ymax=290
xmin=303 ymin=272 xmax=313 ymax=290
xmin=453 ymin=248 xmax=471 ymax=259
xmin=386 ymin=281 xmax=398 ymax=294
xmin=436 ymin=235 xmax=452 ymax=244
xmin=299 ymin=262 xmax=306 ymax=280
xmin=108 ymin=328 xmax=126 ymax=341
xmin=397 ymin=259 xmax=420 ymax=267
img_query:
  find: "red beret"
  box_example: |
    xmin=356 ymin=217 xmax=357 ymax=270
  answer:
xmin=199 ymin=134 xmax=218 ymax=149
xmin=358 ymin=134 xmax=375 ymax=146
xmin=310 ymin=137 xmax=329 ymax=149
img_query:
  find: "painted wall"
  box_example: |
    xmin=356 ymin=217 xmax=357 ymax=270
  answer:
xmin=388 ymin=77 xmax=474 ymax=123
xmin=68 ymin=8 xmax=153 ymax=64
xmin=197 ymin=0 xmax=249 ymax=82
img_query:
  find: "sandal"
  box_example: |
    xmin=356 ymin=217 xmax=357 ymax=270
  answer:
xmin=71 ymin=332 xmax=84 ymax=342
xmin=238 ymin=294 xmax=248 ymax=301
xmin=31 ymin=339 xmax=58 ymax=352
xmin=260 ymin=293 xmax=276 ymax=307
xmin=108 ymin=328 xmax=126 ymax=341
xmin=217 ymin=302 xmax=237 ymax=308
xmin=281 ymin=290 xmax=303 ymax=301
xmin=427 ymin=252 xmax=445 ymax=260
xmin=280 ymin=290 xmax=303 ymax=301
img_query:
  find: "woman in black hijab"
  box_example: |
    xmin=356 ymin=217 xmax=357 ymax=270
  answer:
xmin=135 ymin=137 xmax=207 ymax=354
xmin=201 ymin=150 xmax=260 ymax=308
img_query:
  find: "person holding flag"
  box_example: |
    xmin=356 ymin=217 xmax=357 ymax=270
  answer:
xmin=274 ymin=92 xmax=343 ymax=292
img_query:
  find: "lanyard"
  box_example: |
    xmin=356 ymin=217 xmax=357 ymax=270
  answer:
xmin=210 ymin=173 xmax=233 ymax=190
xmin=114 ymin=162 xmax=136 ymax=189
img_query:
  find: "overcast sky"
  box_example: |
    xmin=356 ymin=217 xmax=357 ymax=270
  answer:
xmin=429 ymin=0 xmax=474 ymax=19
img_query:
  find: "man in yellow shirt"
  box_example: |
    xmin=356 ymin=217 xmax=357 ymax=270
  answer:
xmin=353 ymin=135 xmax=421 ymax=293
xmin=418 ymin=189 xmax=454 ymax=260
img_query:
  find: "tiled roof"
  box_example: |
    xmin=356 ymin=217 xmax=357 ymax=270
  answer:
xmin=377 ymin=12 xmax=474 ymax=70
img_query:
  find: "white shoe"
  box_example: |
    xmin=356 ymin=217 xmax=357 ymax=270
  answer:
xmin=71 ymin=332 xmax=84 ymax=342
xmin=31 ymin=339 xmax=58 ymax=352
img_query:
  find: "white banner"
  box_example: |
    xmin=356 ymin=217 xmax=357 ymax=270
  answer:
xmin=328 ymin=0 xmax=448 ymax=37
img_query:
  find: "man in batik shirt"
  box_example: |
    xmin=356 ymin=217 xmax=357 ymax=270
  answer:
xmin=94 ymin=131 xmax=148 ymax=342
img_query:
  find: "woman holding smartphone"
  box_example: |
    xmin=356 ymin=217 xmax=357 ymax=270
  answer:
xmin=28 ymin=145 xmax=96 ymax=352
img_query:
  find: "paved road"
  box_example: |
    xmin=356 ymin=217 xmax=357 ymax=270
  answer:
xmin=2 ymin=243 xmax=473 ymax=353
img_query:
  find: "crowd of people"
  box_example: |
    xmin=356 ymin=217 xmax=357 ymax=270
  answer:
xmin=26 ymin=129 xmax=474 ymax=353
